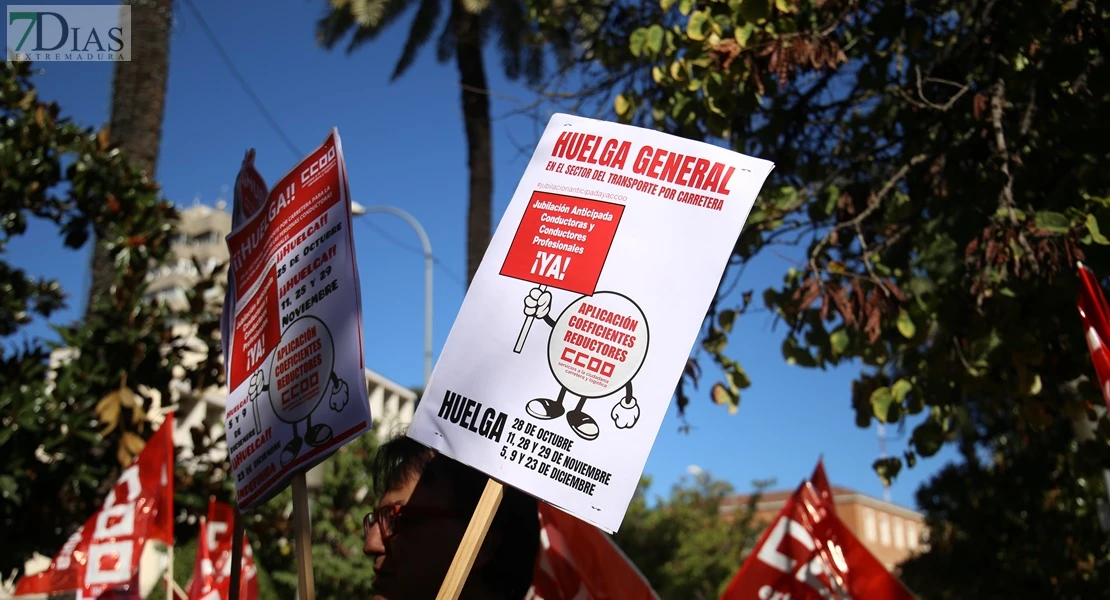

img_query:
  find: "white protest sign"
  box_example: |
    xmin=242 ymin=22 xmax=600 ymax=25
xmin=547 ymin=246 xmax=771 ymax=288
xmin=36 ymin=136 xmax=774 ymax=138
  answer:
xmin=408 ymin=114 xmax=773 ymax=532
xmin=223 ymin=129 xmax=372 ymax=510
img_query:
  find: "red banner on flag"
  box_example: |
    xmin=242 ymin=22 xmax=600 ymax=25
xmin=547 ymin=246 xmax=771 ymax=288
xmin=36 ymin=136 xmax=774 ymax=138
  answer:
xmin=810 ymin=459 xmax=835 ymax=514
xmin=187 ymin=518 xmax=218 ymax=600
xmin=186 ymin=499 xmax=258 ymax=600
xmin=526 ymin=503 xmax=658 ymax=600
xmin=15 ymin=415 xmax=175 ymax=597
xmin=210 ymin=501 xmax=259 ymax=600
xmin=720 ymin=476 xmax=916 ymax=600
xmin=1077 ymin=262 xmax=1110 ymax=409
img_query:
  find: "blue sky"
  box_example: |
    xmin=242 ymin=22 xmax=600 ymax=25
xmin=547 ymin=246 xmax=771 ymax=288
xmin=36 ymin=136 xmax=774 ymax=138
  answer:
xmin=5 ymin=0 xmax=957 ymax=509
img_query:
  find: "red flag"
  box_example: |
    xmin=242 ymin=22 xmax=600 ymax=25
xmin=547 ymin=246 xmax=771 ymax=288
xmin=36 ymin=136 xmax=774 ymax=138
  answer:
xmin=810 ymin=459 xmax=835 ymax=514
xmin=1077 ymin=262 xmax=1110 ymax=409
xmin=16 ymin=415 xmax=176 ymax=597
xmin=187 ymin=518 xmax=218 ymax=600
xmin=720 ymin=480 xmax=916 ymax=600
xmin=526 ymin=503 xmax=658 ymax=600
xmin=207 ymin=500 xmax=259 ymax=600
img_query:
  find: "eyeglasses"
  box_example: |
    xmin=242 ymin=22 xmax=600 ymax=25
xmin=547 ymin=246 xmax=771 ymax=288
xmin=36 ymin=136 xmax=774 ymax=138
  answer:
xmin=363 ymin=503 xmax=460 ymax=542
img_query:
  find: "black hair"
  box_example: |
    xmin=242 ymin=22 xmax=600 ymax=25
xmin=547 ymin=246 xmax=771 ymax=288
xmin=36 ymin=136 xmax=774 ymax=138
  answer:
xmin=373 ymin=434 xmax=540 ymax=599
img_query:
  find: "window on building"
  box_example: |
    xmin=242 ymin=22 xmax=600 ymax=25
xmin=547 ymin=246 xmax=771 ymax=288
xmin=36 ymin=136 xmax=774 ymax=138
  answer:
xmin=906 ymin=523 xmax=919 ymax=550
xmin=191 ymin=231 xmax=217 ymax=245
xmin=879 ymin=514 xmax=891 ymax=546
xmin=863 ymin=508 xmax=877 ymax=542
xmin=893 ymin=518 xmax=905 ymax=549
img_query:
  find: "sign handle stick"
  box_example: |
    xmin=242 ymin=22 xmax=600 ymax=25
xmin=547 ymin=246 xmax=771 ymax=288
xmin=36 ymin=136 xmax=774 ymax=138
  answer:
xmin=513 ymin=285 xmax=548 ymax=354
xmin=165 ymin=543 xmax=174 ymax=600
xmin=435 ymin=479 xmax=505 ymax=600
xmin=292 ymin=472 xmax=316 ymax=600
xmin=228 ymin=508 xmax=245 ymax=600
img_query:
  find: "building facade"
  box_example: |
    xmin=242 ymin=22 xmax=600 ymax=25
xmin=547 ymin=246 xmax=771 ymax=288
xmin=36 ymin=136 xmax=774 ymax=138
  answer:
xmin=721 ymin=485 xmax=927 ymax=572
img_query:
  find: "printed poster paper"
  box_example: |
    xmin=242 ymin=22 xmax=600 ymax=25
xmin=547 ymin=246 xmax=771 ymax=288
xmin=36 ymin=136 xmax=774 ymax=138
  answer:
xmin=223 ymin=129 xmax=371 ymax=510
xmin=408 ymin=114 xmax=773 ymax=532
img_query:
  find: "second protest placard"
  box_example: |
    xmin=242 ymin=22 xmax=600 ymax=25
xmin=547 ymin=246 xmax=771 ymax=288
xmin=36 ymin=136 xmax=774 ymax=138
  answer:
xmin=408 ymin=114 xmax=774 ymax=532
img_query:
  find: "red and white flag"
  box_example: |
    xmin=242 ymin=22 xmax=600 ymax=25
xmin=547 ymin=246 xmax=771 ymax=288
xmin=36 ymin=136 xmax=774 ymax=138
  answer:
xmin=186 ymin=518 xmax=218 ymax=600
xmin=720 ymin=469 xmax=915 ymax=600
xmin=527 ymin=503 xmax=658 ymax=600
xmin=207 ymin=500 xmax=258 ymax=600
xmin=1077 ymin=262 xmax=1110 ymax=409
xmin=15 ymin=415 xmax=176 ymax=597
xmin=810 ymin=459 xmax=835 ymax=514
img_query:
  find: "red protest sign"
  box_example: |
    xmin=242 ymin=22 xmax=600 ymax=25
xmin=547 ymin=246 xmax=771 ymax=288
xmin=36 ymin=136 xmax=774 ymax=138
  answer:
xmin=499 ymin=192 xmax=624 ymax=296
xmin=15 ymin=416 xmax=175 ymax=597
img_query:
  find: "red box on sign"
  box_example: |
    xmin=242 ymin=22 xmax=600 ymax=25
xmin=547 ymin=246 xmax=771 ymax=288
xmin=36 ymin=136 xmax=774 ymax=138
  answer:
xmin=229 ymin=266 xmax=280 ymax=389
xmin=499 ymin=191 xmax=624 ymax=295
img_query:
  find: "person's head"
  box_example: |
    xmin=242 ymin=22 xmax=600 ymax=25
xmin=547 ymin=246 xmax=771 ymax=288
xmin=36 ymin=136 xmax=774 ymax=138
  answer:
xmin=364 ymin=435 xmax=539 ymax=600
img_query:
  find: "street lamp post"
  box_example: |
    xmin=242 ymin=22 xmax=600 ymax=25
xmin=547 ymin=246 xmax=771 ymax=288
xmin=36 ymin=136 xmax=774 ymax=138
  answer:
xmin=351 ymin=203 xmax=433 ymax=386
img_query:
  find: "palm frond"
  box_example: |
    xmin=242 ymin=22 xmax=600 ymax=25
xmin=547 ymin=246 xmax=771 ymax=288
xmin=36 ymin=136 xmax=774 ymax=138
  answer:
xmin=391 ymin=0 xmax=443 ymax=80
xmin=460 ymin=0 xmax=491 ymax=14
xmin=492 ymin=0 xmax=525 ymax=81
xmin=316 ymin=0 xmax=418 ymax=55
xmin=435 ymin=7 xmax=456 ymax=63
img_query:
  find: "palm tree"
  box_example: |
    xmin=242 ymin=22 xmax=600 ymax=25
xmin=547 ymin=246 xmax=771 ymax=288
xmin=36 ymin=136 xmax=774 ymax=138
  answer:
xmin=87 ymin=0 xmax=175 ymax=314
xmin=318 ymin=0 xmax=549 ymax=286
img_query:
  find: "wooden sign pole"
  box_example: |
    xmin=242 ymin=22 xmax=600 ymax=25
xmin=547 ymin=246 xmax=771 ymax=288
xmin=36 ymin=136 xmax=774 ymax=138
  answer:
xmin=228 ymin=508 xmax=245 ymax=600
xmin=435 ymin=479 xmax=505 ymax=600
xmin=292 ymin=472 xmax=317 ymax=600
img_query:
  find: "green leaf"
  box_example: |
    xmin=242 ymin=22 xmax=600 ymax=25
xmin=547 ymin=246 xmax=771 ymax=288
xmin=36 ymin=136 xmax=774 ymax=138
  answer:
xmin=630 ymin=28 xmax=647 ymax=57
xmin=903 ymin=450 xmax=917 ymax=468
xmin=775 ymin=0 xmax=796 ymax=13
xmin=897 ymin=310 xmax=916 ymax=339
xmin=872 ymin=457 xmax=902 ymax=486
xmin=912 ymin=420 xmax=945 ymax=457
xmin=718 ymin=309 xmax=737 ymax=333
xmin=891 ymin=379 xmax=913 ymax=403
xmin=614 ymin=94 xmax=631 ymax=116
xmin=679 ymin=0 xmax=695 ymax=15
xmin=782 ymin=337 xmax=817 ymax=367
xmin=1033 ymin=210 xmax=1071 ymax=233
xmin=726 ymin=365 xmax=751 ymax=391
xmin=1087 ymin=213 xmax=1110 ymax=245
xmin=687 ymin=11 xmax=710 ymax=41
xmin=711 ymin=382 xmax=738 ymax=408
xmin=646 ymin=25 xmax=665 ymax=55
xmin=735 ymin=22 xmax=756 ymax=48
xmin=830 ymin=329 xmax=849 ymax=355
xmin=702 ymin=328 xmax=728 ymax=354
xmin=870 ymin=387 xmax=894 ymax=423
xmin=661 ymin=0 xmax=678 ymax=10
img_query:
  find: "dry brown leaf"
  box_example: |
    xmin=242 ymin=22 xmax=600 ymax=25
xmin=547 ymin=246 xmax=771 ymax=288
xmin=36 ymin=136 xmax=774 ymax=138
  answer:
xmin=121 ymin=431 xmax=146 ymax=455
xmin=117 ymin=386 xmax=138 ymax=409
xmin=117 ymin=444 xmax=132 ymax=468
xmin=98 ymin=127 xmax=110 ymax=151
xmin=96 ymin=391 xmax=121 ymax=435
